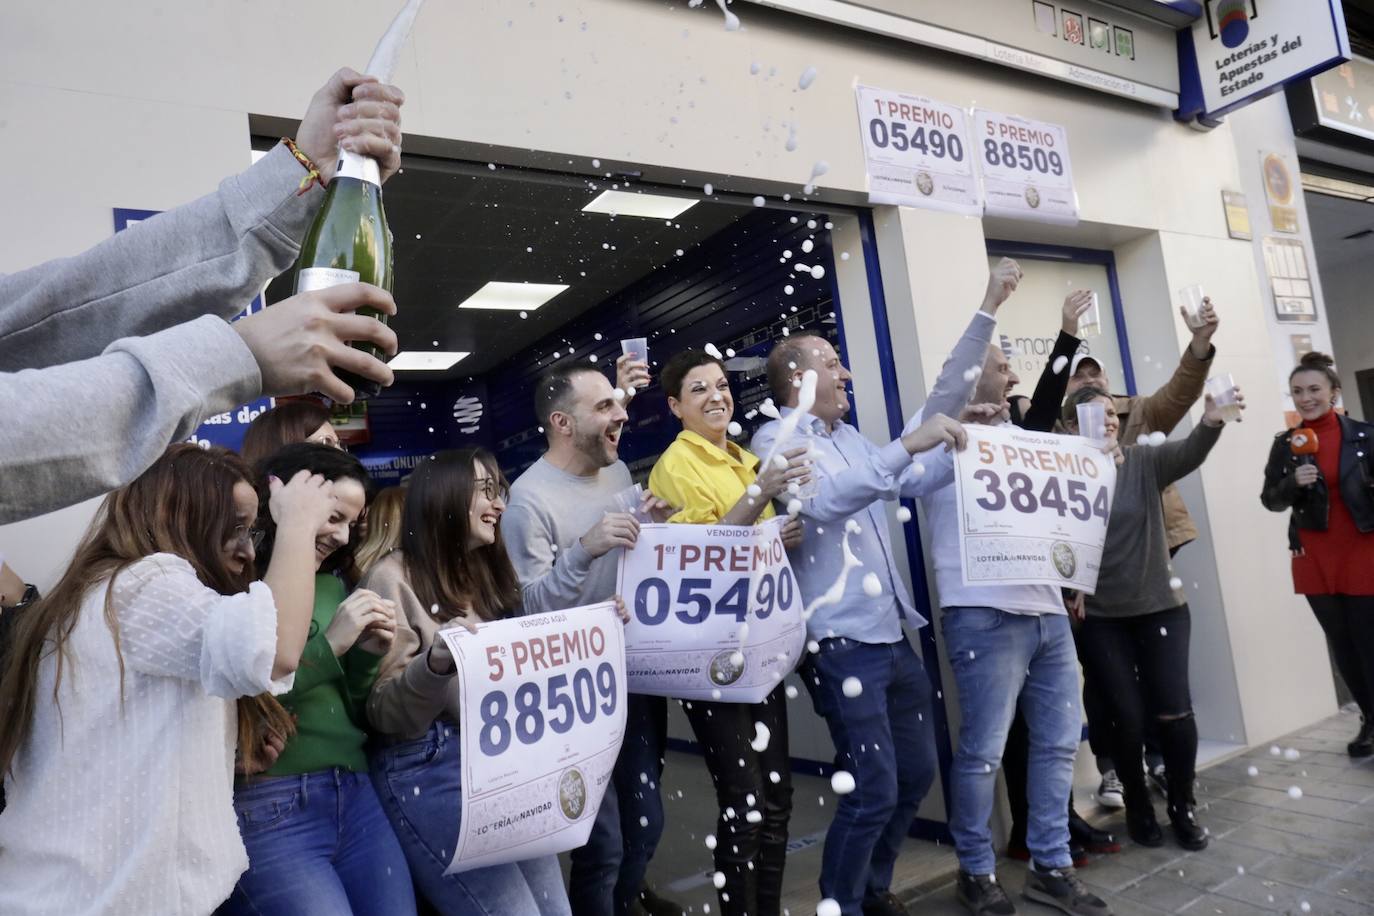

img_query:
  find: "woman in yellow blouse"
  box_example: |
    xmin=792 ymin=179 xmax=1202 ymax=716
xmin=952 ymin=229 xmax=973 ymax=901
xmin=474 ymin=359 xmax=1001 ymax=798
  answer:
xmin=649 ymin=349 xmax=808 ymax=916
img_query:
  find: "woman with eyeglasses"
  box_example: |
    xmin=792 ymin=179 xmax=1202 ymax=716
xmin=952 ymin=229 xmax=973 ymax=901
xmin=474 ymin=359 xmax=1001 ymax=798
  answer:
xmin=219 ymin=442 xmax=413 ymax=916
xmin=361 ymin=449 xmax=571 ymax=915
xmin=0 ymin=445 xmax=334 ymax=914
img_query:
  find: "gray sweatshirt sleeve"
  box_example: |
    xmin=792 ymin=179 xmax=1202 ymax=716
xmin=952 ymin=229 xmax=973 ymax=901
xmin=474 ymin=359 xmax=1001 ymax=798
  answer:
xmin=0 ymin=316 xmax=260 ymax=524
xmin=0 ymin=145 xmax=319 ymax=371
xmin=919 ymin=311 xmax=997 ymax=422
xmin=1149 ymin=422 xmax=1223 ymax=488
xmin=502 ymin=501 xmax=597 ymax=613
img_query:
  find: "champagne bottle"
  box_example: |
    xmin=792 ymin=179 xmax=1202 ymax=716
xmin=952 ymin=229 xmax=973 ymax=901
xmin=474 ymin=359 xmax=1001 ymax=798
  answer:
xmin=293 ymin=150 xmax=393 ymax=399
xmin=289 ymin=0 xmax=424 ymax=400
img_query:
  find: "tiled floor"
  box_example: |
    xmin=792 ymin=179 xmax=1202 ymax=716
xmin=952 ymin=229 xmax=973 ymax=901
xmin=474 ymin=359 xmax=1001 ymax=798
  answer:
xmin=623 ymin=708 xmax=1374 ymax=915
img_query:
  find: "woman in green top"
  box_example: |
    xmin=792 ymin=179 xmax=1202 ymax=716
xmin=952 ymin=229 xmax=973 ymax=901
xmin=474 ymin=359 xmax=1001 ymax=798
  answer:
xmin=220 ymin=443 xmax=415 ymax=916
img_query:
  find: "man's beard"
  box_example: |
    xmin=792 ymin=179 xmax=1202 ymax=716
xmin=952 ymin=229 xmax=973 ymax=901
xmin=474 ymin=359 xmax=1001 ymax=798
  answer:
xmin=572 ymin=419 xmax=613 ymax=467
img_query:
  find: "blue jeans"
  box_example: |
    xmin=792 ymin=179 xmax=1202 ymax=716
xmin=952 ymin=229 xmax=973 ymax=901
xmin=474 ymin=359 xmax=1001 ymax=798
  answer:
xmin=802 ymin=637 xmax=937 ymax=916
xmin=370 ymin=722 xmax=572 ymax=916
xmin=568 ymin=694 xmax=668 ymax=916
xmin=941 ymin=607 xmax=1080 ymax=875
xmin=218 ymin=768 xmax=415 ymax=916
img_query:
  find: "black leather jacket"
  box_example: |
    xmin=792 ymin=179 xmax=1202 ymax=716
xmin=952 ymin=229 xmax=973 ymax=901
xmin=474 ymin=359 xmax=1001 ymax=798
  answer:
xmin=1261 ymin=413 xmax=1374 ymax=551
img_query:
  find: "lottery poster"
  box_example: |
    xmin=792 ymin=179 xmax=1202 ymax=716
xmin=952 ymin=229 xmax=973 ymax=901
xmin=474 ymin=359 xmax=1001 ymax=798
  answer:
xmin=616 ymin=517 xmax=805 ymax=702
xmin=953 ymin=424 xmax=1115 ymax=592
xmin=440 ymin=603 xmax=627 ymax=873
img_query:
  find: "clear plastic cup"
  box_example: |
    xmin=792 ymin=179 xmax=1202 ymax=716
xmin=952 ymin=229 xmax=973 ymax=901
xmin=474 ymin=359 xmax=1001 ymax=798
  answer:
xmin=610 ymin=483 xmax=653 ymax=522
xmin=1078 ymin=292 xmax=1101 ymax=338
xmin=1076 ymin=401 xmax=1106 ymax=442
xmin=1179 ymin=285 xmax=1208 ymax=329
xmin=1205 ymin=373 xmax=1242 ymax=423
xmin=620 ymin=338 xmax=649 ymax=389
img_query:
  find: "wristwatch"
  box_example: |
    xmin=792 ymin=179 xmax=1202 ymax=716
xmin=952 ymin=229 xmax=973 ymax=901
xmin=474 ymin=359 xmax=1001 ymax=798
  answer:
xmin=1 ymin=583 xmax=39 ymax=610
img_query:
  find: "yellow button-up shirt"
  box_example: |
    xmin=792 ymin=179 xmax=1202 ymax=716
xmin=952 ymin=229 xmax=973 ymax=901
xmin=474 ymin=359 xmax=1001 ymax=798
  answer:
xmin=648 ymin=429 xmax=776 ymax=525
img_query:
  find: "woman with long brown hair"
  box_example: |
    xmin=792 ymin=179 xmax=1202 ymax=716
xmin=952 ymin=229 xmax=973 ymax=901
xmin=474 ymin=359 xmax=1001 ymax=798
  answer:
xmin=221 ymin=442 xmax=413 ymax=916
xmin=241 ymin=398 xmax=342 ymax=469
xmin=361 ymin=448 xmax=571 ymax=915
xmin=0 ymin=444 xmax=334 ymax=915
xmin=1262 ymin=352 xmax=1374 ymax=758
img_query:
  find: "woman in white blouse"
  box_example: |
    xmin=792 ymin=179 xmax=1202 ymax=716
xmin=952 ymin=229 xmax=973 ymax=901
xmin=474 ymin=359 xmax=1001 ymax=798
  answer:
xmin=0 ymin=444 xmax=338 ymax=915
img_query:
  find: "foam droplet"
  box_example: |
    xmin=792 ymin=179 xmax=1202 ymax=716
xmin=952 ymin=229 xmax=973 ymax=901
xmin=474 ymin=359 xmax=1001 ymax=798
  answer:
xmin=798 ymin=65 xmax=819 ymax=90
xmin=1288 ymin=786 xmax=1303 ymax=799
xmin=1148 ymin=430 xmax=1167 ymax=446
xmin=705 ymin=834 xmax=717 ymax=849
xmin=862 ymin=573 xmax=882 ymax=597
xmin=1247 ymin=765 xmax=1259 ymax=777
xmin=1052 ymin=355 xmax=1069 ymax=374
xmin=727 ymin=421 xmax=743 ymax=437
xmin=1283 ymin=748 xmax=1301 ymax=761
xmin=842 ymin=676 xmax=863 ymax=697
xmin=747 ymin=484 xmax=762 ymax=497
xmin=785 ymin=684 xmax=799 ymax=699
xmin=703 ymin=183 xmax=714 ymax=196
xmin=830 ymin=770 xmax=856 ymax=795
xmin=613 ymin=388 xmax=627 ymax=401
xmin=896 ymin=506 xmax=912 ymax=523
xmin=750 ymin=722 xmax=771 ymax=752
xmin=807 ymin=640 xmax=821 ymax=654
xmin=1169 ymin=577 xmax=1183 ymax=590
xmin=713 ymin=872 xmax=727 ymax=889
xmin=753 ymin=195 xmax=766 ymax=207
xmin=811 ymin=265 xmax=825 ymax=280
xmin=787 ymin=498 xmax=803 ymax=517
xmin=705 ymin=342 xmax=724 ymax=359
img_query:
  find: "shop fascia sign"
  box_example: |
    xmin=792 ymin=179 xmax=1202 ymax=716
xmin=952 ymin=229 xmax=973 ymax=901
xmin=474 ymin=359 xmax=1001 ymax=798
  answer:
xmin=1176 ymin=0 xmax=1350 ymax=125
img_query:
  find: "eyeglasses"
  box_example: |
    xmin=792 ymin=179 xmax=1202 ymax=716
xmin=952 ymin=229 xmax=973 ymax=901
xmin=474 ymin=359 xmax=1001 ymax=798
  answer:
xmin=474 ymin=477 xmax=508 ymax=503
xmin=228 ymin=525 xmax=266 ymax=551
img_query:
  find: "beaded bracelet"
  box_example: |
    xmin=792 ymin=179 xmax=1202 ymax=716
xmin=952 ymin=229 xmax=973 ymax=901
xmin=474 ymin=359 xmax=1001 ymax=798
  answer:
xmin=282 ymin=137 xmax=324 ymax=196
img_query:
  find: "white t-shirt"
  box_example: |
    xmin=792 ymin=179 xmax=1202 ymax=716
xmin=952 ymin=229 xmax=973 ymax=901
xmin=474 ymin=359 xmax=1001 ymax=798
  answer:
xmin=0 ymin=553 xmax=293 ymax=915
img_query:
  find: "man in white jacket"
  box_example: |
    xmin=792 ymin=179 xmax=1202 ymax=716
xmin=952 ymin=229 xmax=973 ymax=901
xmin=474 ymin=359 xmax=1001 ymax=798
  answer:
xmin=0 ymin=68 xmax=405 ymax=523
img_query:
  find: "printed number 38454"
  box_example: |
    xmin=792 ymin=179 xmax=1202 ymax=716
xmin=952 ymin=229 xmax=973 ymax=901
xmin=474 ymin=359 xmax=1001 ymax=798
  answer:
xmin=972 ymin=469 xmax=1108 ymax=522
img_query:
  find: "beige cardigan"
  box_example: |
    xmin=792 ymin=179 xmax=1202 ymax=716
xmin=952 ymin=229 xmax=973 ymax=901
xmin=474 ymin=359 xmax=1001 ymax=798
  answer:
xmin=359 ymin=551 xmax=465 ymax=740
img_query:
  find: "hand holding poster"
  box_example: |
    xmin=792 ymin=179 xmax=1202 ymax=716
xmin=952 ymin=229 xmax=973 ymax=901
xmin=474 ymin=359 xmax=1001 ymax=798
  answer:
xmin=439 ymin=603 xmax=627 ymax=874
xmin=616 ymin=517 xmax=805 ymax=702
xmin=953 ymin=424 xmax=1115 ymax=592
xmin=855 ymin=85 xmax=981 ymax=215
xmin=974 ymin=110 xmax=1079 ymax=224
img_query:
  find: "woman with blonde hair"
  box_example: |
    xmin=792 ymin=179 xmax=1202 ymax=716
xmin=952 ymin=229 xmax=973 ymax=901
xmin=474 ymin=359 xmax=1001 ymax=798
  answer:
xmin=354 ymin=484 xmax=406 ymax=575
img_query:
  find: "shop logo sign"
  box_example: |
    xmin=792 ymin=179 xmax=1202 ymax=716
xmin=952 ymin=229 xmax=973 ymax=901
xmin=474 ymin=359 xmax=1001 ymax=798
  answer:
xmin=1206 ymin=0 xmax=1258 ymax=49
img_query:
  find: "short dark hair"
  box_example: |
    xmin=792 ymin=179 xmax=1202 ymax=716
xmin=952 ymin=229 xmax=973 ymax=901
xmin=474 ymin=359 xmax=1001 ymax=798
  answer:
xmin=533 ymin=363 xmax=605 ymax=429
xmin=240 ymin=399 xmax=333 ymax=469
xmin=765 ymin=332 xmax=828 ymax=404
xmin=1289 ymin=351 xmax=1341 ymax=390
xmin=661 ymin=349 xmax=728 ymax=401
xmin=1061 ymin=385 xmax=1111 ymax=427
xmin=254 ymin=442 xmax=375 ymax=578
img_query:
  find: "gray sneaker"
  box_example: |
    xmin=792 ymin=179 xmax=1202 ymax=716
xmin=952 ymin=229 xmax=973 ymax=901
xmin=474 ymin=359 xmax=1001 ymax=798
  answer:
xmin=957 ymin=871 xmax=1017 ymax=915
xmin=1023 ymin=865 xmax=1112 ymax=915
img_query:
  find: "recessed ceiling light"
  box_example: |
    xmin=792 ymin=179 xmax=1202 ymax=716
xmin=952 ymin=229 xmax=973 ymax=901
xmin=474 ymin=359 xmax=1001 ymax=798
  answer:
xmin=388 ymin=351 xmax=470 ymax=371
xmin=457 ymin=281 xmax=570 ymax=311
xmin=581 ymin=189 xmax=697 ymax=219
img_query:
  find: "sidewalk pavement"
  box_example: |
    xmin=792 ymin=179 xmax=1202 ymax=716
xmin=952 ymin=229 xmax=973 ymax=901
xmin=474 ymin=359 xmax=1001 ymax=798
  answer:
xmin=903 ymin=707 xmax=1374 ymax=915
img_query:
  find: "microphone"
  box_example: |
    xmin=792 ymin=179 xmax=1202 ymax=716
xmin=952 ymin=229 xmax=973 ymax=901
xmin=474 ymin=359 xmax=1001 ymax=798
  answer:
xmin=1290 ymin=428 xmax=1319 ymax=465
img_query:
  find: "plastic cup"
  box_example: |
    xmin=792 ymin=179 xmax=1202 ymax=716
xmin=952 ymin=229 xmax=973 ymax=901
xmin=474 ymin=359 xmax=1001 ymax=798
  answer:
xmin=1205 ymin=373 xmax=1242 ymax=423
xmin=620 ymin=338 xmax=649 ymax=389
xmin=611 ymin=483 xmax=653 ymax=522
xmin=1076 ymin=401 xmax=1106 ymax=442
xmin=1078 ymin=292 xmax=1101 ymax=338
xmin=1180 ymin=285 xmax=1208 ymax=330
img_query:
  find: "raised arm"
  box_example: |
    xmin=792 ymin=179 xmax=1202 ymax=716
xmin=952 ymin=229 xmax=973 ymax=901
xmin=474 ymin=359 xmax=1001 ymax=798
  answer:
xmin=921 ymin=258 xmax=1022 ymax=421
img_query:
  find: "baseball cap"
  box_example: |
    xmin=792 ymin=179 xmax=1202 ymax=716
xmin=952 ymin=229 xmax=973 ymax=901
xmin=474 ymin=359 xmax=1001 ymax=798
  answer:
xmin=1069 ymin=353 xmax=1103 ymax=377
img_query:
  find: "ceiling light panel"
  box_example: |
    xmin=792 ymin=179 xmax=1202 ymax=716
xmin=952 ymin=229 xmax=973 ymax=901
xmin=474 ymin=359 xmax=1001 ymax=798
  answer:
xmin=457 ymin=281 xmax=570 ymax=311
xmin=581 ymin=189 xmax=698 ymax=219
xmin=388 ymin=351 xmax=470 ymax=371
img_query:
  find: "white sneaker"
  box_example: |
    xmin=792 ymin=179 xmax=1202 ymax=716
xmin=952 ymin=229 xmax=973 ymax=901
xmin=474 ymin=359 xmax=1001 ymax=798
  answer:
xmin=1097 ymin=770 xmax=1125 ymax=809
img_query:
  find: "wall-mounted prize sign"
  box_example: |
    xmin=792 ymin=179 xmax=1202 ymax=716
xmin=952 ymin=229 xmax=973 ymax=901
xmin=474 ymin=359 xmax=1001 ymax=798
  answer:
xmin=854 ymin=85 xmax=982 ymax=216
xmin=1177 ymin=0 xmax=1350 ymax=123
xmin=973 ymin=109 xmax=1079 ymax=225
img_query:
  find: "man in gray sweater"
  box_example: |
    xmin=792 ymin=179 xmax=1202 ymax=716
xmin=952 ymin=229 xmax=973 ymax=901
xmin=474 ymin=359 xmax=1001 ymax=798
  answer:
xmin=0 ymin=68 xmax=404 ymax=524
xmin=502 ymin=356 xmax=678 ymax=916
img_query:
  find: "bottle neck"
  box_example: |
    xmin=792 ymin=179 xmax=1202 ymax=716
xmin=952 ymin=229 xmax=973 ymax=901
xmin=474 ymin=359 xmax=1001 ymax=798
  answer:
xmin=334 ymin=149 xmax=381 ymax=187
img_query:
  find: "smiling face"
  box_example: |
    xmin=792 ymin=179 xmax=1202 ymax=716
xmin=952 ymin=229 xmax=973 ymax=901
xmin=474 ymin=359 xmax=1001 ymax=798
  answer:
xmin=1067 ymin=360 xmax=1109 ymax=398
xmin=468 ymin=459 xmax=507 ymax=549
xmin=222 ymin=481 xmax=259 ymax=579
xmin=975 ymin=343 xmax=1021 ymax=408
xmin=1291 ymin=369 xmax=1337 ymax=423
xmin=669 ymin=362 xmax=733 ymax=442
xmin=563 ymin=370 xmax=629 ymax=468
xmin=312 ymin=478 xmax=366 ymax=571
xmin=800 ymin=338 xmax=853 ymax=425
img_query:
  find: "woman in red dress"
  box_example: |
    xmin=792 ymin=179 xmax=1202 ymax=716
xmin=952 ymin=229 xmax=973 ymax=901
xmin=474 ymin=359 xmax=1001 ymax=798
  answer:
xmin=1262 ymin=352 xmax=1374 ymax=757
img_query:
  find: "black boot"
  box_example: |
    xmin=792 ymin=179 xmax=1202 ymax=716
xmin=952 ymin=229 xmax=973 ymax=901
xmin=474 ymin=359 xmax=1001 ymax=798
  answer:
xmin=1069 ymin=808 xmax=1121 ymax=855
xmin=1125 ymin=803 xmax=1163 ymax=847
xmin=1167 ymin=802 xmax=1208 ymax=851
xmin=1349 ymin=717 xmax=1374 ymax=758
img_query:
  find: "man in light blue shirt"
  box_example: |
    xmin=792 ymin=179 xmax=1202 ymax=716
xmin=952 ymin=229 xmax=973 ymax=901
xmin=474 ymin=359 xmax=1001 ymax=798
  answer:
xmin=750 ymin=259 xmax=1021 ymax=916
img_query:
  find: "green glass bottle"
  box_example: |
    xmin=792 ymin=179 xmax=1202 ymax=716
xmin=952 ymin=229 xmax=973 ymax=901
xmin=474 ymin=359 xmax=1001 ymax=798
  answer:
xmin=293 ymin=149 xmax=393 ymax=400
